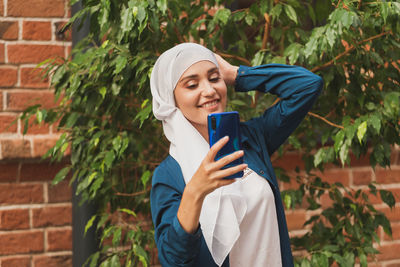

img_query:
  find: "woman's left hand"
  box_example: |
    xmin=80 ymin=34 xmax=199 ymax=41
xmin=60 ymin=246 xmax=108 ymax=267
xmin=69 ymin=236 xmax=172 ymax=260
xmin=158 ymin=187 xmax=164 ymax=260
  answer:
xmin=214 ymin=54 xmax=239 ymax=86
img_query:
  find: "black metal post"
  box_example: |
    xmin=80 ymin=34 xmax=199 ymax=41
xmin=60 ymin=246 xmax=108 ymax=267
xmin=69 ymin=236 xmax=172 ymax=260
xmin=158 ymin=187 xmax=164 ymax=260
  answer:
xmin=71 ymin=1 xmax=99 ymax=266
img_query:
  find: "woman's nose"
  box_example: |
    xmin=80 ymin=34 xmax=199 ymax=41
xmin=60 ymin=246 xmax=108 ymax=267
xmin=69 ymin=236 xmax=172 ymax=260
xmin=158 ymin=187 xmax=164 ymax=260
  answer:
xmin=201 ymin=81 xmax=216 ymax=96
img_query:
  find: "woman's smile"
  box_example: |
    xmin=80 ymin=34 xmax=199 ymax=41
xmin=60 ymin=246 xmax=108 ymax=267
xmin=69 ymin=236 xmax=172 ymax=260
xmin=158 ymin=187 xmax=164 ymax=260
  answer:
xmin=174 ymin=60 xmax=227 ymax=139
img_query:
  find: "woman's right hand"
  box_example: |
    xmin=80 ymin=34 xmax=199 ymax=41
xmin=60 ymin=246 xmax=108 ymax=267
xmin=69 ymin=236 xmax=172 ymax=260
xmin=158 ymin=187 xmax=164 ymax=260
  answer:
xmin=177 ymin=136 xmax=247 ymax=234
xmin=186 ymin=136 xmax=247 ymax=200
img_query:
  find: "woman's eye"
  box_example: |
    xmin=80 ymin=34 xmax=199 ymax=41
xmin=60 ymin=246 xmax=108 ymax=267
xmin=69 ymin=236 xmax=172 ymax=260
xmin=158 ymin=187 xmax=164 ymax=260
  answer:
xmin=186 ymin=83 xmax=198 ymax=89
xmin=210 ymin=76 xmax=220 ymax=82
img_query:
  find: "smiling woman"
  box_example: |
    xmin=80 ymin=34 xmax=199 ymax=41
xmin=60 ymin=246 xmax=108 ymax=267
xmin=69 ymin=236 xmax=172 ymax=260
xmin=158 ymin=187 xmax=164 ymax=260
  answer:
xmin=149 ymin=42 xmax=323 ymax=267
xmin=174 ymin=60 xmax=228 ymax=140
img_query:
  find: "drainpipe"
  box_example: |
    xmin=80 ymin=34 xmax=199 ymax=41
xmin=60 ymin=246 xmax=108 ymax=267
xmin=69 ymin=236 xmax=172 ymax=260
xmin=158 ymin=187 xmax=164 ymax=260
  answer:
xmin=70 ymin=1 xmax=99 ymax=266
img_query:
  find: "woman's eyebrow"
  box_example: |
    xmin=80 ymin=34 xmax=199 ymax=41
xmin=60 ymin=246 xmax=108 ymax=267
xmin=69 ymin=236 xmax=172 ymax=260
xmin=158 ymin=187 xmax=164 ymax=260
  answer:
xmin=179 ymin=67 xmax=219 ymax=83
xmin=208 ymin=67 xmax=219 ymax=74
xmin=179 ymin=74 xmax=198 ymax=83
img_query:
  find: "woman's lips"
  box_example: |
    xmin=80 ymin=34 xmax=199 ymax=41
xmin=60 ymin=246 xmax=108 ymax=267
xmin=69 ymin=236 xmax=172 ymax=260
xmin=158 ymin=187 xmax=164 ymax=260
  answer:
xmin=199 ymin=100 xmax=219 ymax=110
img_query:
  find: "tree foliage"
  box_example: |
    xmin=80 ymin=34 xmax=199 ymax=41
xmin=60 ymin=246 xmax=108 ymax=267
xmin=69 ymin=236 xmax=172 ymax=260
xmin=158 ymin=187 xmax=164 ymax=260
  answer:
xmin=21 ymin=0 xmax=399 ymax=266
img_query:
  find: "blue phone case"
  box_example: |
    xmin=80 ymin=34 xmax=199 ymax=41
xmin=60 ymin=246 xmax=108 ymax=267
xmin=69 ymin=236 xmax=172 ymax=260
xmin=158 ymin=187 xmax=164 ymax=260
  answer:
xmin=207 ymin=111 xmax=244 ymax=179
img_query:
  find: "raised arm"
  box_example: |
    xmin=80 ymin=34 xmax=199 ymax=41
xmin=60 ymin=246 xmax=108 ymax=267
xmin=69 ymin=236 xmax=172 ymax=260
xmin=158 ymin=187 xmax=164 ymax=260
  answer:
xmin=235 ymin=64 xmax=323 ymax=155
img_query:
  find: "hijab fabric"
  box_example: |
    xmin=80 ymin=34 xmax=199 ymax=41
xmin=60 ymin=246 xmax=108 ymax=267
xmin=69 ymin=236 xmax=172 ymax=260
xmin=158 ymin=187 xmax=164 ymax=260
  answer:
xmin=150 ymin=43 xmax=247 ymax=266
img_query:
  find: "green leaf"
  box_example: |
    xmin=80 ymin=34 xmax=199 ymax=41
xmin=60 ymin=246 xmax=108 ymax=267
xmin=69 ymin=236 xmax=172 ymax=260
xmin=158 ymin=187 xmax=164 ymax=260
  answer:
xmin=359 ymin=253 xmax=367 ymax=267
xmin=85 ymin=215 xmax=97 ymax=235
xmin=112 ymin=228 xmax=122 ymax=247
xmin=284 ymin=5 xmax=298 ymax=24
xmin=114 ymin=55 xmax=128 ymax=74
xmin=141 ymin=170 xmax=151 ymax=187
xmin=284 ymin=194 xmax=292 ymax=209
xmin=214 ymin=8 xmax=231 ymax=25
xmin=381 ymin=2 xmax=389 ymax=24
xmin=104 ymin=151 xmax=115 ymax=169
xmin=156 ymin=0 xmax=167 ymax=14
xmin=380 ymin=190 xmax=395 ymax=208
xmin=357 ymin=121 xmax=367 ymax=144
xmin=99 ymin=86 xmax=107 ymax=99
xmin=121 ymin=7 xmax=134 ymax=33
xmin=119 ymin=208 xmax=137 ymax=217
xmin=132 ymin=244 xmax=148 ymax=267
xmin=52 ymin=166 xmax=71 ymax=185
xmin=245 ymin=11 xmax=257 ymax=26
xmin=51 ymin=65 xmax=66 ymax=85
xmin=368 ymin=114 xmax=381 ymax=134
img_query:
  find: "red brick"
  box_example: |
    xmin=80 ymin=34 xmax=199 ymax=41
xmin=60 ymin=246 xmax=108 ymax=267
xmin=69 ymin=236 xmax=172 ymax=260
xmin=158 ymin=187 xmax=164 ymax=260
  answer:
xmin=0 ymin=67 xmax=18 ymax=87
xmin=386 ymin=261 xmax=400 ymax=267
xmin=0 ymin=92 xmax=3 ymax=110
xmin=32 ymin=205 xmax=71 ymax=227
xmin=0 ymin=162 xmax=19 ymax=182
xmin=48 ymin=180 xmax=72 ymax=203
xmin=0 ymin=230 xmax=44 ymax=255
xmin=376 ymin=169 xmax=400 ymax=184
xmin=66 ymin=45 xmax=72 ymax=57
xmin=24 ymin=116 xmax=50 ymax=135
xmin=396 ymin=149 xmax=400 ymax=166
xmin=0 ymin=114 xmax=18 ymax=133
xmin=273 ymin=153 xmax=304 ymax=170
xmin=318 ymin=169 xmax=350 ymax=186
xmin=353 ymin=169 xmax=373 ymax=185
xmin=33 ymin=255 xmax=72 ymax=267
xmin=47 ymin=228 xmax=72 ymax=251
xmin=0 ymin=0 xmax=3 ymax=16
xmin=1 ymin=256 xmax=31 ymax=267
xmin=285 ymin=210 xmax=307 ymax=230
xmin=20 ymin=162 xmax=66 ymax=181
xmin=0 ymin=209 xmax=29 ymax=230
xmin=33 ymin=137 xmax=58 ymax=157
xmin=7 ymin=0 xmax=65 ymax=17
xmin=377 ymin=243 xmax=400 ymax=261
xmin=0 ymin=183 xmax=43 ymax=204
xmin=0 ymin=43 xmax=5 ymax=63
xmin=0 ymin=21 xmax=18 ymax=40
xmin=7 ymin=44 xmax=64 ymax=64
xmin=20 ymin=67 xmax=49 ymax=88
xmin=349 ymin=152 xmax=370 ymax=167
xmin=320 ymin=192 xmax=334 ymax=208
xmin=7 ymin=90 xmax=55 ymax=111
xmin=22 ymin=21 xmax=52 ymax=40
xmin=1 ymin=139 xmax=31 ymax=159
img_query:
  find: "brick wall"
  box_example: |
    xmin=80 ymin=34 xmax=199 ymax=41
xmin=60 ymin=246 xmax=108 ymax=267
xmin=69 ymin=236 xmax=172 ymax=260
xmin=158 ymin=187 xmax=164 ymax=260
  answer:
xmin=0 ymin=0 xmax=72 ymax=266
xmin=0 ymin=1 xmax=399 ymax=266
xmin=275 ymin=150 xmax=400 ymax=266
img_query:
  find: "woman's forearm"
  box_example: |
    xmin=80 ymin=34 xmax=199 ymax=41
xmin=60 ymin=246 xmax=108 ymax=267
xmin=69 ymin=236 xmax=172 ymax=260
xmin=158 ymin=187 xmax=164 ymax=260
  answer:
xmin=177 ymin=184 xmax=205 ymax=234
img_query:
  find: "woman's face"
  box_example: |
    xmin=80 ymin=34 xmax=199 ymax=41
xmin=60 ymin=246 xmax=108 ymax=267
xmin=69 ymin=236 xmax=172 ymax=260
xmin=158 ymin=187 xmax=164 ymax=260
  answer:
xmin=174 ymin=60 xmax=227 ymax=134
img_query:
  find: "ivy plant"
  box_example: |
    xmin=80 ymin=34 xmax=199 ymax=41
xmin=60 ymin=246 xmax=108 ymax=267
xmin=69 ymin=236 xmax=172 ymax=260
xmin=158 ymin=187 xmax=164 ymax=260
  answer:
xmin=21 ymin=0 xmax=399 ymax=266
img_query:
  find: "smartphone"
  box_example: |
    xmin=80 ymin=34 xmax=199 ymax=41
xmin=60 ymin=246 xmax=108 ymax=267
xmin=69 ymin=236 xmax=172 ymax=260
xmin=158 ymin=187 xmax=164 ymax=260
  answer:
xmin=207 ymin=111 xmax=244 ymax=179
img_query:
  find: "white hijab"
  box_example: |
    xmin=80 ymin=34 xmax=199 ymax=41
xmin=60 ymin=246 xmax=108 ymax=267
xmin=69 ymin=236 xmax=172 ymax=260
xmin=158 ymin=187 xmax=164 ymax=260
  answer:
xmin=150 ymin=43 xmax=247 ymax=266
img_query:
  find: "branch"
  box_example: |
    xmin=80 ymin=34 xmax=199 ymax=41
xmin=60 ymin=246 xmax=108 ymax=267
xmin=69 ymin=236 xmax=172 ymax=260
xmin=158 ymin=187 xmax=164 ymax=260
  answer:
xmin=308 ymin=112 xmax=344 ymax=129
xmin=216 ymin=51 xmax=252 ymax=66
xmin=113 ymin=186 xmax=151 ymax=197
xmin=261 ymin=13 xmax=271 ymax=50
xmin=311 ymin=30 xmax=392 ymax=72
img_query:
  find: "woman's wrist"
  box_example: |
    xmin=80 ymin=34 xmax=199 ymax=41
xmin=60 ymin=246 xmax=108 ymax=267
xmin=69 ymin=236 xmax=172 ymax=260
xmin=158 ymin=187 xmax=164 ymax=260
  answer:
xmin=226 ymin=66 xmax=239 ymax=86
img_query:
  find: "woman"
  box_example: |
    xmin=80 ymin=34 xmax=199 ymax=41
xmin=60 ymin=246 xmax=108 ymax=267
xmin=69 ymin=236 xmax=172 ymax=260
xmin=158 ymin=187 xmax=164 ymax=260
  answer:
xmin=150 ymin=43 xmax=323 ymax=267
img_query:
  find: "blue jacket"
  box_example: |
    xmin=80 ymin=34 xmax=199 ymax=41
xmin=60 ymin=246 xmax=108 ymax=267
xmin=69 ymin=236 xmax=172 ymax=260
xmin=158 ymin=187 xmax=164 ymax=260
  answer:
xmin=151 ymin=64 xmax=323 ymax=267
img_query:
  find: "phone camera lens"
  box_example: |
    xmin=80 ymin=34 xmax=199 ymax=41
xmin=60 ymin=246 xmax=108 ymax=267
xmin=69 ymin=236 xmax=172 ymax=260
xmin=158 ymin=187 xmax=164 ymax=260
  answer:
xmin=211 ymin=117 xmax=216 ymax=130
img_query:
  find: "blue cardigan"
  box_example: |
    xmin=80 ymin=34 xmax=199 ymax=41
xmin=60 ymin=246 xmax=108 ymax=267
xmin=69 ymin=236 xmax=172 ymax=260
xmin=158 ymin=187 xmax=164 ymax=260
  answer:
xmin=150 ymin=64 xmax=323 ymax=267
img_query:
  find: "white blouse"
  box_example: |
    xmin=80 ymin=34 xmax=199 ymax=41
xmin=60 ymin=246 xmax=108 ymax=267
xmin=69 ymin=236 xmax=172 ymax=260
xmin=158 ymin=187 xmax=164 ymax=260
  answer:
xmin=229 ymin=168 xmax=282 ymax=267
